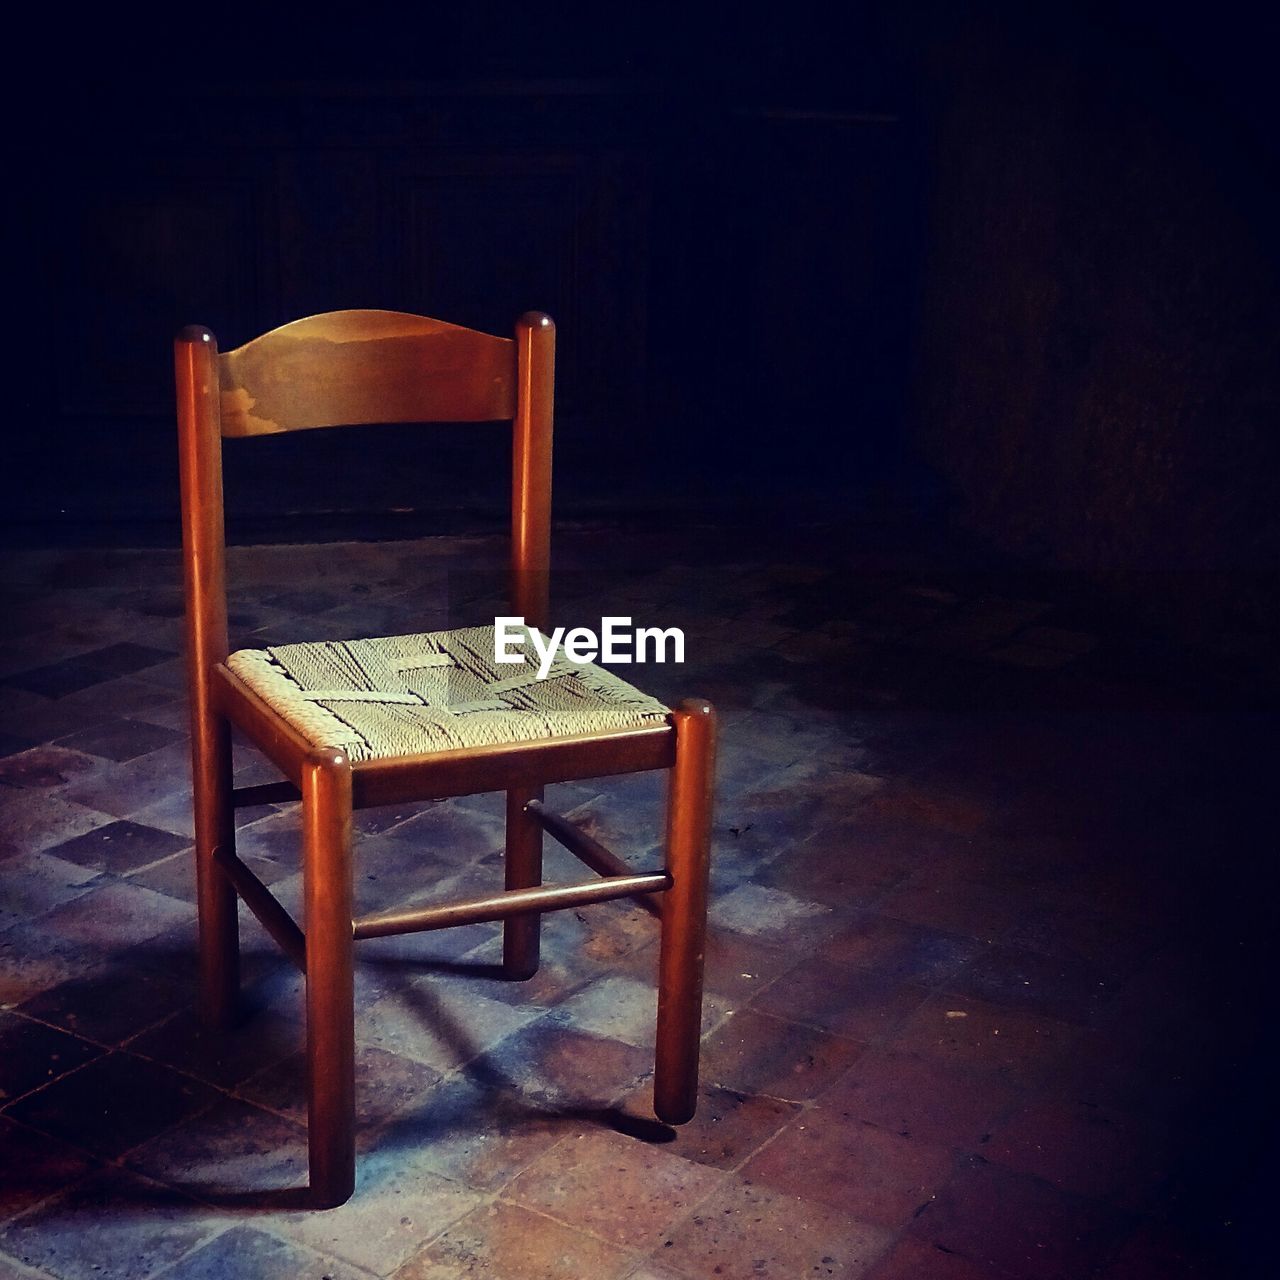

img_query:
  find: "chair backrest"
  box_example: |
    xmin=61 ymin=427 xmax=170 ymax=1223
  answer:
xmin=174 ymin=309 xmax=555 ymax=714
xmin=217 ymin=310 xmax=520 ymax=436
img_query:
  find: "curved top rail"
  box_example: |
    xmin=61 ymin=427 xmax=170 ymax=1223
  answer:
xmin=218 ymin=309 xmax=517 ymax=437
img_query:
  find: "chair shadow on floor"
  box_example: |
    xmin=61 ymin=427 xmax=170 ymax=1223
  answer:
xmin=105 ymin=945 xmax=675 ymax=1213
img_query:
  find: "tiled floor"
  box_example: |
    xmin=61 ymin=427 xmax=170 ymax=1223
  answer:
xmin=0 ymin=526 xmax=1274 ymax=1278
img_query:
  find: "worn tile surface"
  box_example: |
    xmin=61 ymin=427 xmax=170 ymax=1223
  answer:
xmin=0 ymin=531 xmax=1273 ymax=1278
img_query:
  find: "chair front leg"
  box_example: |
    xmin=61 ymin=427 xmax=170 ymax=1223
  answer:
xmin=654 ymin=699 xmax=717 ymax=1124
xmin=192 ymin=708 xmax=239 ymax=1028
xmin=303 ymin=748 xmax=356 ymax=1208
xmin=503 ymin=784 xmax=544 ymax=980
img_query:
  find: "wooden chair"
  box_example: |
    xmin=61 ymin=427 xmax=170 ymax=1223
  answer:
xmin=174 ymin=310 xmax=716 ymax=1207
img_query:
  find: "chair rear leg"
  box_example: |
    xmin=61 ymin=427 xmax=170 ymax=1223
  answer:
xmin=303 ymin=749 xmax=356 ymax=1208
xmin=192 ymin=710 xmax=239 ymax=1028
xmin=654 ymin=699 xmax=717 ymax=1124
xmin=503 ymin=784 xmax=544 ymax=980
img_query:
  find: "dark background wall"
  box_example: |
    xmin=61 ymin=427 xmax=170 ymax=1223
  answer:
xmin=4 ymin=3 xmax=1277 ymax=657
xmin=3 ymin=8 xmax=916 ymax=539
xmin=906 ymin=3 xmax=1280 ymax=660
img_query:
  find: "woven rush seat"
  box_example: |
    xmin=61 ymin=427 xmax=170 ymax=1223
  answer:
xmin=226 ymin=624 xmax=670 ymax=764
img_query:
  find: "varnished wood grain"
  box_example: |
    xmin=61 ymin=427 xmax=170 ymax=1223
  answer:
xmin=511 ymin=312 xmax=554 ymax=630
xmin=353 ymin=870 xmax=671 ymax=941
xmin=654 ymin=699 xmax=717 ymax=1125
xmin=175 ymin=326 xmax=240 ymax=1028
xmin=302 ymin=749 xmax=356 ymax=1208
xmin=219 ymin=310 xmax=516 ymax=437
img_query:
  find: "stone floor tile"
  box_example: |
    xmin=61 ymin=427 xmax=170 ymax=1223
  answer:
xmin=349 ymin=799 xmax=444 ymax=837
xmin=6 ymin=1052 xmax=218 ymax=1160
xmin=758 ymin=820 xmax=935 ymax=909
xmin=55 ymin=676 xmax=179 ymax=723
xmin=1 ymin=659 xmax=113 ymax=700
xmin=127 ymin=1007 xmax=302 ymax=1090
xmin=126 ymin=1096 xmax=308 ymax=1200
xmin=394 ymin=1200 xmax=635 ymax=1280
xmin=0 ymin=695 xmax=114 ymax=750
xmin=145 ymin=1225 xmax=373 ymax=1280
xmin=128 ymin=658 xmax=187 ymax=695
xmin=38 ymin=881 xmax=195 ymax=955
xmin=448 ymin=931 xmax=601 ymax=1010
xmin=68 ymin=643 xmax=176 ymax=679
xmin=0 ymin=748 xmax=99 ymax=791
xmin=656 ymin=1176 xmax=894 ymax=1279
xmin=983 ymin=1099 xmax=1171 ymax=1209
xmin=1096 ymin=1221 xmax=1217 ymax=1279
xmin=52 ymin=720 xmax=185 ymax=765
xmin=615 ymin=1082 xmax=801 ymax=1172
xmin=1000 ymin=900 xmax=1161 ymax=973
xmin=548 ymin=975 xmax=729 ymax=1050
xmin=824 ymin=1049 xmax=1021 ymax=1149
xmin=0 ymin=853 xmax=102 ymax=933
xmin=889 ymin=993 xmax=1081 ymax=1089
xmin=877 ymin=874 xmax=1031 ymax=941
xmin=697 ymin=930 xmax=801 ymax=1004
xmin=229 ymin=807 xmax=305 ymax=864
xmin=0 ymin=1011 xmax=102 ymax=1105
xmin=505 ymin=1127 xmax=723 ymax=1249
xmin=616 ymin=1264 xmax=688 ymax=1280
xmin=129 ymin=787 xmax=276 ymax=840
xmin=0 ymin=1250 xmax=53 ymax=1279
xmin=741 ymin=1111 xmax=956 ymax=1226
xmin=238 ymin=1043 xmax=440 ymax=1131
xmin=827 ymin=912 xmax=985 ymax=986
xmin=373 ymin=1074 xmax=573 ymax=1191
xmin=357 ymin=982 xmax=542 ymax=1074
xmin=909 ymin=1158 xmax=1131 ymax=1280
xmin=547 ymin=976 xmax=664 ymax=1048
xmin=17 ymin=961 xmax=189 ymax=1048
xmin=350 ymin=832 xmax=478 ymax=916
xmin=123 ymin=853 xmax=200 ymax=902
xmin=525 ymin=890 xmax=661 ymax=968
xmin=0 ymin=1118 xmax=98 ymax=1225
xmin=0 ymin=1167 xmax=220 ymax=1280
xmin=368 ymin=793 xmax=506 ymax=855
xmin=0 ymin=731 xmax=37 ymax=760
xmin=41 ymin=820 xmax=190 ymax=875
xmin=125 ymin=700 xmax=192 ymax=734
xmin=0 ymin=535 xmax=1271 ymax=1277
xmin=0 ymin=789 xmax=113 ymax=862
xmin=698 ymin=1008 xmax=864 ymax=1101
xmin=753 ymin=960 xmax=933 ymax=1043
xmin=941 ymin=944 xmax=1112 ymax=1026
xmin=0 ymin=925 xmax=101 ymax=1010
xmin=266 ymin=1147 xmax=483 ymax=1275
xmin=469 ymin=1021 xmax=654 ymax=1113
xmin=708 ymin=882 xmax=838 ymax=946
xmin=57 ymin=742 xmax=193 ymax=823
xmin=864 ymin=1236 xmax=1000 ymax=1279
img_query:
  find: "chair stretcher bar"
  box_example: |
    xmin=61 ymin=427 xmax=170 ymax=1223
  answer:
xmin=352 ymin=871 xmax=671 ymax=941
xmin=214 ymin=849 xmax=307 ymax=971
xmin=525 ymin=798 xmax=665 ymax=917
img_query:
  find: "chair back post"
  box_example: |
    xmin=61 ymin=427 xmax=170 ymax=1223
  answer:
xmin=511 ymin=312 xmax=555 ymax=632
xmin=175 ymin=325 xmax=230 ymax=733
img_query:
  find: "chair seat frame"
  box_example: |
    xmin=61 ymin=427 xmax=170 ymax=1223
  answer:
xmin=175 ymin=311 xmax=715 ymax=1207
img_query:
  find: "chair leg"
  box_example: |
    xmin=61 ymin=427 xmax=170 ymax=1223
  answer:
xmin=302 ymin=749 xmax=356 ymax=1208
xmin=503 ymin=784 xmax=544 ymax=980
xmin=654 ymin=699 xmax=717 ymax=1125
xmin=192 ymin=709 xmax=239 ymax=1028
